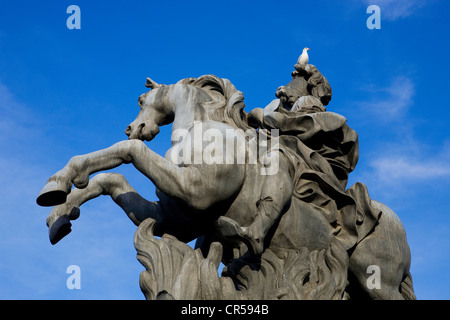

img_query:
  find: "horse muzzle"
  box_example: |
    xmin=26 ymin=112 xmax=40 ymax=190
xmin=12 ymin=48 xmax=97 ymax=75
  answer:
xmin=126 ymin=121 xmax=160 ymax=141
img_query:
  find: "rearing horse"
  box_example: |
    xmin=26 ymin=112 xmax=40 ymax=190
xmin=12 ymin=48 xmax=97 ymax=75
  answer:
xmin=37 ymin=74 xmax=415 ymax=299
xmin=38 ymin=75 xmax=253 ymax=244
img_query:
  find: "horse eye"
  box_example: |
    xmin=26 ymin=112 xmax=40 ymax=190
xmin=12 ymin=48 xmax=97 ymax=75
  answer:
xmin=138 ymin=97 xmax=144 ymax=108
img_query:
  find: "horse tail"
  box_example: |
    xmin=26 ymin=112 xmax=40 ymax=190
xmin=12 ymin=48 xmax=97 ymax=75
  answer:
xmin=400 ymin=271 xmax=416 ymax=300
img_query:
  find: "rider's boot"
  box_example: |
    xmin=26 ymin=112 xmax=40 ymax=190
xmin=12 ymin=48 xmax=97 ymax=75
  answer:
xmin=215 ymin=196 xmax=280 ymax=256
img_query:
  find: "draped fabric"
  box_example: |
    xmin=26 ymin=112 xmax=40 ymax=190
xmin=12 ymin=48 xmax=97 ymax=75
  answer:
xmin=249 ymin=101 xmax=381 ymax=250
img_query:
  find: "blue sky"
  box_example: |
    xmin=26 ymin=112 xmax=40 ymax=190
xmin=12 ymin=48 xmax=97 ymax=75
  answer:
xmin=0 ymin=0 xmax=449 ymax=299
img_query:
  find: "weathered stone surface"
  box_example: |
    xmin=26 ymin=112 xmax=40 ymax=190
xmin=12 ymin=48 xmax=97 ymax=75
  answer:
xmin=37 ymin=51 xmax=415 ymax=300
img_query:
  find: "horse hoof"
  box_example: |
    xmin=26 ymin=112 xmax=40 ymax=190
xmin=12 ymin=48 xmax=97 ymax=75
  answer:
xmin=37 ymin=180 xmax=70 ymax=207
xmin=49 ymin=215 xmax=72 ymax=245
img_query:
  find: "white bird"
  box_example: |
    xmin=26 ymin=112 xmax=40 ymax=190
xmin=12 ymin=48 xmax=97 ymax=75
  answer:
xmin=297 ymin=47 xmax=310 ymax=69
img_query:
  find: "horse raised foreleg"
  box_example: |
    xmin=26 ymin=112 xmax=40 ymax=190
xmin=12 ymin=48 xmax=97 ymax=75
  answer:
xmin=38 ymin=139 xmax=241 ymax=211
xmin=47 ymin=172 xmax=163 ymax=244
xmin=38 ymin=140 xmax=136 ymax=207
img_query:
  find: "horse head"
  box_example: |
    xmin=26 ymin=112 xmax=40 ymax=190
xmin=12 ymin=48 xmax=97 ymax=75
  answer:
xmin=126 ymin=75 xmax=252 ymax=142
xmin=125 ymin=77 xmax=173 ymax=141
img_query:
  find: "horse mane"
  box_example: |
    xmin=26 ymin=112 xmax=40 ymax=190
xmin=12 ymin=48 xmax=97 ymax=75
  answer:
xmin=177 ymin=75 xmax=252 ymax=132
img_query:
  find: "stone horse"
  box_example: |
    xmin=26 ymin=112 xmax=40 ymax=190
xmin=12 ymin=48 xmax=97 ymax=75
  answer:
xmin=37 ymin=74 xmax=415 ymax=300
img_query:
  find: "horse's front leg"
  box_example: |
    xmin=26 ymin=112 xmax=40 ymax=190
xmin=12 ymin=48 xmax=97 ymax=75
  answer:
xmin=37 ymin=140 xmax=135 ymax=207
xmin=38 ymin=139 xmax=234 ymax=212
xmin=47 ymin=172 xmax=163 ymax=244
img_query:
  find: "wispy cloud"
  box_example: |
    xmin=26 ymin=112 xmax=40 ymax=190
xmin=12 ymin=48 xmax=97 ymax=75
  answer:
xmin=359 ymin=75 xmax=414 ymax=121
xmin=363 ymin=0 xmax=428 ymax=20
xmin=370 ymin=155 xmax=450 ymax=181
xmin=359 ymin=138 xmax=450 ymax=202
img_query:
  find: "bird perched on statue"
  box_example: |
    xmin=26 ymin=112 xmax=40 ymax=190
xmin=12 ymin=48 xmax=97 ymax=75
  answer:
xmin=297 ymin=47 xmax=310 ymax=69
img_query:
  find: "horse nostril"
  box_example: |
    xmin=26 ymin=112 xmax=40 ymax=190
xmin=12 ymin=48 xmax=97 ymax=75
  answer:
xmin=137 ymin=123 xmax=145 ymax=135
xmin=125 ymin=126 xmax=132 ymax=136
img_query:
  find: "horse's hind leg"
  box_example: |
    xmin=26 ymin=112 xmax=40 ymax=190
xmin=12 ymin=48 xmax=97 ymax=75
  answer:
xmin=348 ymin=203 xmax=413 ymax=300
xmin=348 ymin=234 xmax=407 ymax=299
xmin=47 ymin=172 xmax=163 ymax=244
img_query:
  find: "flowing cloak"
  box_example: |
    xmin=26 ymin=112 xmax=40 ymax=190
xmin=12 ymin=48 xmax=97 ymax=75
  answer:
xmin=249 ymin=102 xmax=381 ymax=251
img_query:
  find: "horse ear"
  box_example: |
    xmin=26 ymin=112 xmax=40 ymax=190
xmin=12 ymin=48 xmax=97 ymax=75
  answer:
xmin=145 ymin=77 xmax=162 ymax=89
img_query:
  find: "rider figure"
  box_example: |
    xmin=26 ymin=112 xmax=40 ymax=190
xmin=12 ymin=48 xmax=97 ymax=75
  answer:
xmin=216 ymin=62 xmax=328 ymax=255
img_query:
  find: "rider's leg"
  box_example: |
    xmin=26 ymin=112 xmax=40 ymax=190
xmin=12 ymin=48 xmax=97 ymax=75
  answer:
xmin=217 ymin=151 xmax=293 ymax=255
xmin=243 ymin=152 xmax=293 ymax=254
